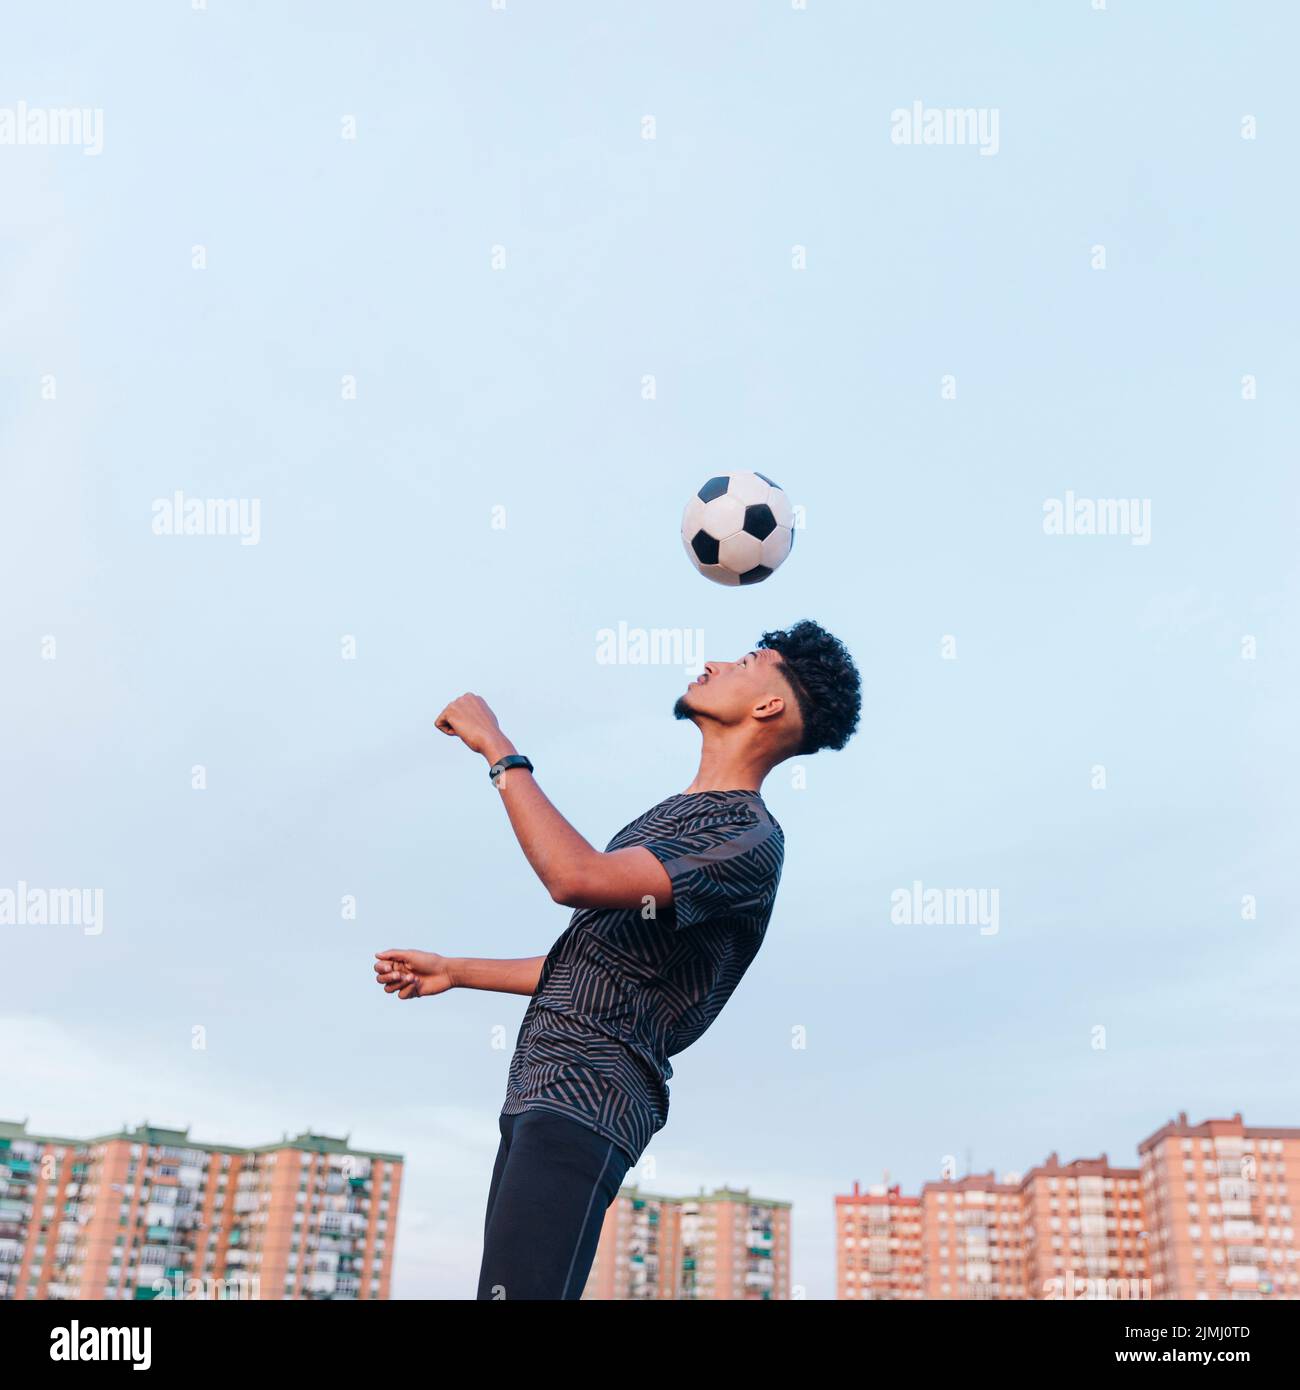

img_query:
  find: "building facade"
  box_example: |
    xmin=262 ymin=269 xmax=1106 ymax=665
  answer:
xmin=838 ymin=1114 xmax=1298 ymax=1301
xmin=921 ymin=1171 xmax=1027 ymax=1299
xmin=586 ymin=1188 xmax=682 ymax=1300
xmin=1139 ymin=1112 xmax=1299 ymax=1300
xmin=1021 ymin=1152 xmax=1146 ymax=1299
xmin=0 ymin=1119 xmax=402 ymax=1301
xmin=586 ymin=1185 xmax=791 ymax=1300
xmin=835 ymin=1181 xmax=922 ymax=1300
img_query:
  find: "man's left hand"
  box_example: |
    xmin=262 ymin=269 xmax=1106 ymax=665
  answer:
xmin=435 ymin=693 xmax=514 ymax=762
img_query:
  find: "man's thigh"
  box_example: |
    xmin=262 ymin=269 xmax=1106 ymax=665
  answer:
xmin=476 ymin=1109 xmax=630 ymax=1301
xmin=481 ymin=1111 xmax=513 ymax=1241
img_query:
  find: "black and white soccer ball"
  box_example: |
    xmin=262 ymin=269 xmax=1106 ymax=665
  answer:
xmin=681 ymin=471 xmax=795 ymax=586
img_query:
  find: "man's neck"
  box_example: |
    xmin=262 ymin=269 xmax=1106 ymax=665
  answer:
xmin=682 ymin=732 xmax=772 ymax=795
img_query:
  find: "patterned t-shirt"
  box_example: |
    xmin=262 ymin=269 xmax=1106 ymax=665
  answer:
xmin=501 ymin=789 xmax=785 ymax=1165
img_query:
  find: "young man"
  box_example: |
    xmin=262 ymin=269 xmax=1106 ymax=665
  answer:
xmin=374 ymin=619 xmax=860 ymax=1300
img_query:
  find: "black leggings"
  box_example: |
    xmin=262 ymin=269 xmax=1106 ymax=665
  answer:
xmin=476 ymin=1109 xmax=633 ymax=1300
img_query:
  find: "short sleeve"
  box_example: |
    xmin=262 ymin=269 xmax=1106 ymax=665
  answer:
xmin=642 ymin=814 xmax=784 ymax=931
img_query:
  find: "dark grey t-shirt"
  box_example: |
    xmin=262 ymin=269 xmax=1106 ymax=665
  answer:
xmin=500 ymin=789 xmax=784 ymax=1165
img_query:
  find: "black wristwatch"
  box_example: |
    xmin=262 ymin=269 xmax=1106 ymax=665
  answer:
xmin=489 ymin=754 xmax=534 ymax=786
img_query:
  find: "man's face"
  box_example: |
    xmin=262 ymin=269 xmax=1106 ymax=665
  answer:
xmin=674 ymin=647 xmax=796 ymax=733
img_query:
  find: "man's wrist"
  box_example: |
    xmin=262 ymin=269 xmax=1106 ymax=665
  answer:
xmin=481 ymin=735 xmax=518 ymax=766
xmin=444 ymin=957 xmax=465 ymax=990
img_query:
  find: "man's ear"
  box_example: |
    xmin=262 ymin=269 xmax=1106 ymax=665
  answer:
xmin=751 ymin=694 xmax=786 ymax=722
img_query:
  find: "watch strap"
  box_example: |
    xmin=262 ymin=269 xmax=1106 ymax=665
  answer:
xmin=489 ymin=754 xmax=534 ymax=785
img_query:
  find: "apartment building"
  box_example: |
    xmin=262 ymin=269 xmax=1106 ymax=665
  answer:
xmin=0 ymin=1119 xmax=82 ymax=1301
xmin=0 ymin=1118 xmax=402 ymax=1301
xmin=835 ymin=1181 xmax=922 ymax=1300
xmin=1021 ymin=1152 xmax=1146 ymax=1299
xmin=838 ymin=1112 xmax=1300 ymax=1301
xmin=585 ymin=1185 xmax=791 ymax=1300
xmin=921 ymin=1171 xmax=1027 ymax=1299
xmin=1139 ymin=1111 xmax=1300 ymax=1300
xmin=585 ymin=1188 xmax=681 ymax=1300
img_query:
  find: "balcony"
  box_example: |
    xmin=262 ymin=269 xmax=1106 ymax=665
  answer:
xmin=1218 ymin=1180 xmax=1255 ymax=1202
xmin=1224 ymin=1246 xmax=1266 ymax=1266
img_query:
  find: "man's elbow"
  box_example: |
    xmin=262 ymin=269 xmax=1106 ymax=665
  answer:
xmin=550 ymin=879 xmax=603 ymax=909
xmin=548 ymin=877 xmax=579 ymax=907
xmin=548 ymin=857 xmax=605 ymax=909
xmin=547 ymin=848 xmax=668 ymax=912
xmin=547 ymin=864 xmax=589 ymax=908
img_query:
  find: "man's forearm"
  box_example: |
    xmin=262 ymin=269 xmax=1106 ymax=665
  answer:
xmin=450 ymin=955 xmax=546 ymax=996
xmin=480 ymin=736 xmax=601 ymax=903
xmin=433 ymin=699 xmax=669 ymax=909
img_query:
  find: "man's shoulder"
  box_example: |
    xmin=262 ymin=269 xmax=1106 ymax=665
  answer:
xmin=665 ymin=795 xmax=783 ymax=861
xmin=738 ymin=799 xmax=783 ymax=861
xmin=607 ymin=792 xmax=784 ymax=858
xmin=752 ymin=796 xmax=783 ymax=838
xmin=728 ymin=793 xmax=783 ymax=841
xmin=752 ymin=801 xmax=785 ymax=869
xmin=643 ymin=792 xmax=779 ymax=833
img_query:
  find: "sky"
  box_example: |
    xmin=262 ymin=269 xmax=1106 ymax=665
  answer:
xmin=1 ymin=0 xmax=1297 ymax=1300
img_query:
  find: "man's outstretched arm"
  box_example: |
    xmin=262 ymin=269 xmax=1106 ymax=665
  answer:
xmin=374 ymin=949 xmax=545 ymax=999
xmin=434 ymin=693 xmax=672 ymax=911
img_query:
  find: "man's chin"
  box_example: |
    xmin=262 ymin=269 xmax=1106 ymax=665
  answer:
xmin=673 ymin=694 xmax=697 ymax=722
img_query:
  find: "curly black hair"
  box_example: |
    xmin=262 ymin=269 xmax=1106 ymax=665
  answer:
xmin=758 ymin=620 xmax=861 ymax=756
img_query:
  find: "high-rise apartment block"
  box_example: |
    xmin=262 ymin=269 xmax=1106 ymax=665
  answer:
xmin=586 ymin=1186 xmax=791 ymax=1300
xmin=586 ymin=1188 xmax=681 ymax=1300
xmin=1140 ymin=1112 xmax=1300 ymax=1299
xmin=921 ymin=1171 xmax=1027 ymax=1299
xmin=838 ymin=1113 xmax=1298 ymax=1301
xmin=1021 ymin=1152 xmax=1145 ymax=1298
xmin=0 ymin=1118 xmax=403 ymax=1301
xmin=835 ymin=1182 xmax=922 ymax=1300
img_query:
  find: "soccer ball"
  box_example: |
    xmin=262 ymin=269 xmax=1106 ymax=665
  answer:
xmin=681 ymin=471 xmax=794 ymax=586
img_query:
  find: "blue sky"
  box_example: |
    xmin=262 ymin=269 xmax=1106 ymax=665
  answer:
xmin=2 ymin=1 xmax=1297 ymax=1298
